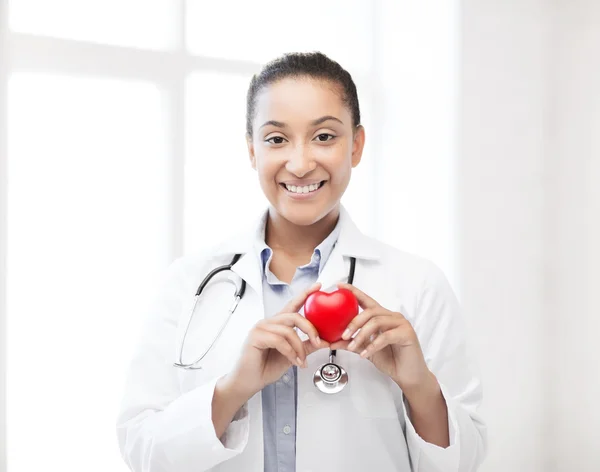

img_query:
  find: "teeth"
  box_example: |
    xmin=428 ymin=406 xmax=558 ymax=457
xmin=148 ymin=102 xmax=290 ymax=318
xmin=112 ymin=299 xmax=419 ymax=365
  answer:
xmin=285 ymin=182 xmax=322 ymax=194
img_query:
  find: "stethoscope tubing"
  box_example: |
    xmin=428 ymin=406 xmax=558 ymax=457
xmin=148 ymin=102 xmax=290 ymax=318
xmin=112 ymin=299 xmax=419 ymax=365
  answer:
xmin=174 ymin=252 xmax=356 ymax=395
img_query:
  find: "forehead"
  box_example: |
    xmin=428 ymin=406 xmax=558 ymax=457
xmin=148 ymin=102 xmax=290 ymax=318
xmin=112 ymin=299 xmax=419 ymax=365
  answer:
xmin=254 ymin=77 xmax=350 ymax=125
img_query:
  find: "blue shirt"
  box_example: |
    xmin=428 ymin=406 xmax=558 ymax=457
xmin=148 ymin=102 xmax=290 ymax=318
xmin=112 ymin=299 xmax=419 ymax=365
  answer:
xmin=256 ymin=220 xmax=341 ymax=472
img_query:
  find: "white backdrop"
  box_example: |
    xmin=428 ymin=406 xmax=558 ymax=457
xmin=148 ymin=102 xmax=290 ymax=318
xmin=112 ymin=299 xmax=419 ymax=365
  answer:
xmin=461 ymin=1 xmax=600 ymax=471
xmin=545 ymin=1 xmax=600 ymax=470
xmin=2 ymin=1 xmax=599 ymax=471
xmin=1 ymin=1 xmax=456 ymax=471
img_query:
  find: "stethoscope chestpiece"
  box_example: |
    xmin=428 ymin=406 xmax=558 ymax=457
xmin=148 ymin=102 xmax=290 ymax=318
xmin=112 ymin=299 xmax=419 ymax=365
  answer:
xmin=313 ymin=350 xmax=348 ymax=394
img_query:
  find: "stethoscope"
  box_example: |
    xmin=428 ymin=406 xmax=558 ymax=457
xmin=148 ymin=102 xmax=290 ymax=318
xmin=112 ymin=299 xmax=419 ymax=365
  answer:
xmin=174 ymin=253 xmax=356 ymax=395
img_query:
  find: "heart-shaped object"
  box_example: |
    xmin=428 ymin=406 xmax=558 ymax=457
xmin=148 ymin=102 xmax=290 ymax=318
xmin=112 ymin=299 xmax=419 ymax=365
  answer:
xmin=304 ymin=288 xmax=359 ymax=343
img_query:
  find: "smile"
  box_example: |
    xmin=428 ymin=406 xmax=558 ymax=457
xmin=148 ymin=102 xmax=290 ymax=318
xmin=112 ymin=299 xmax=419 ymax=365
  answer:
xmin=280 ymin=180 xmax=326 ymax=195
xmin=279 ymin=180 xmax=327 ymax=199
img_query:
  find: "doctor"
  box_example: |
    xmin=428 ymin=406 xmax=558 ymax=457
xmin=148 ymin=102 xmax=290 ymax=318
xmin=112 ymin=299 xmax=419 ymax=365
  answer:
xmin=116 ymin=52 xmax=487 ymax=472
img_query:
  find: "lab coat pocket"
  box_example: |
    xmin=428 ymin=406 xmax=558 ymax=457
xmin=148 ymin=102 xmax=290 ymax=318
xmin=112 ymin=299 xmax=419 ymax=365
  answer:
xmin=347 ymin=353 xmax=398 ymax=419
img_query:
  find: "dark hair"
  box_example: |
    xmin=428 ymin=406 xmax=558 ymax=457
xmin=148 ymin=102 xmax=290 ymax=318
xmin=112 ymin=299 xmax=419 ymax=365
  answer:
xmin=245 ymin=51 xmax=361 ymax=137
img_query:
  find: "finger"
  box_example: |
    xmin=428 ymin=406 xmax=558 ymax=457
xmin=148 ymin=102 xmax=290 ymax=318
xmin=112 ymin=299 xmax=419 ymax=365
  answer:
xmin=329 ymin=339 xmax=352 ymax=351
xmin=253 ymin=329 xmax=302 ymax=367
xmin=359 ymin=327 xmax=403 ymax=358
xmin=260 ymin=324 xmax=307 ymax=366
xmin=347 ymin=316 xmax=399 ymax=353
xmin=341 ymin=307 xmax=381 ymax=340
xmin=280 ymin=282 xmax=322 ymax=314
xmin=330 ymin=332 xmax=380 ymax=352
xmin=336 ymin=282 xmax=379 ymax=310
xmin=303 ymin=338 xmax=330 ymax=357
xmin=272 ymin=312 xmax=323 ymax=349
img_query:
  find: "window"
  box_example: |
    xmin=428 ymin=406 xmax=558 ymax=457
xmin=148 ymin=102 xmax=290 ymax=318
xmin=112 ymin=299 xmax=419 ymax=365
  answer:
xmin=7 ymin=72 xmax=169 ymax=472
xmin=1 ymin=1 xmax=457 ymax=470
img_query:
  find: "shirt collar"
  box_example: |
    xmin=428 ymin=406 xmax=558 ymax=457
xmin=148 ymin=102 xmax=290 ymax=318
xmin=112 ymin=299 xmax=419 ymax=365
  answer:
xmin=255 ymin=215 xmax=342 ymax=280
xmin=210 ymin=204 xmax=380 ymax=262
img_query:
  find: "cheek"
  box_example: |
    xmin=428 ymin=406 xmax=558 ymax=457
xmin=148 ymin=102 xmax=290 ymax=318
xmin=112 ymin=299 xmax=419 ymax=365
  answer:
xmin=255 ymin=154 xmax=279 ymax=184
xmin=321 ymin=143 xmax=352 ymax=184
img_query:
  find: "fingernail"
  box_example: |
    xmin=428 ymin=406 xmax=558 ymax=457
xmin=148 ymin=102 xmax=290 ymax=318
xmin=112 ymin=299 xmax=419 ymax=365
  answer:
xmin=342 ymin=329 xmax=352 ymax=340
xmin=315 ymin=336 xmax=321 ymax=345
xmin=360 ymin=349 xmax=368 ymax=358
xmin=348 ymin=340 xmax=356 ymax=351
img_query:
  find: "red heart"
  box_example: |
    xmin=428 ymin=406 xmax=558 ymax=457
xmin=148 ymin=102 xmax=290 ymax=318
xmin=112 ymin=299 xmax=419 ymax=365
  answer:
xmin=304 ymin=288 xmax=359 ymax=343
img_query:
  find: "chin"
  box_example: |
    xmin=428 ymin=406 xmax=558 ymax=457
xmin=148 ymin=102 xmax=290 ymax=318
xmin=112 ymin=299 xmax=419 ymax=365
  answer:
xmin=275 ymin=201 xmax=338 ymax=227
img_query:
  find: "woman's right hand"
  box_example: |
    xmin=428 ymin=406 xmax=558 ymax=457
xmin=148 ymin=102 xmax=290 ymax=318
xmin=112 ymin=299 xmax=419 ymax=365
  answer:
xmin=227 ymin=282 xmax=328 ymax=398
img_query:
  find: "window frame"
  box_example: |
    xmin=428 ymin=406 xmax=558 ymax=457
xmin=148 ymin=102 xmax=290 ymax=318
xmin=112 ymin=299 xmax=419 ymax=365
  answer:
xmin=0 ymin=2 xmax=383 ymax=470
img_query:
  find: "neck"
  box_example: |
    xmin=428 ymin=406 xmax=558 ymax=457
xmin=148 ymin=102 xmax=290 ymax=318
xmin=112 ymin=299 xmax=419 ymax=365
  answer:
xmin=265 ymin=206 xmax=340 ymax=256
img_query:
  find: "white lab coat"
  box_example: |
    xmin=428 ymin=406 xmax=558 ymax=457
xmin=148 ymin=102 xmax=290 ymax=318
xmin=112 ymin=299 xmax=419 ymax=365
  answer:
xmin=116 ymin=206 xmax=487 ymax=472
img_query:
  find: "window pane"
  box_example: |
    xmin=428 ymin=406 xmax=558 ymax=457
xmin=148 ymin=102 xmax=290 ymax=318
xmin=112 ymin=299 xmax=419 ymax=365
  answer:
xmin=8 ymin=0 xmax=178 ymax=50
xmin=7 ymin=73 xmax=169 ymax=472
xmin=184 ymin=71 xmax=268 ymax=255
xmin=185 ymin=0 xmax=373 ymax=73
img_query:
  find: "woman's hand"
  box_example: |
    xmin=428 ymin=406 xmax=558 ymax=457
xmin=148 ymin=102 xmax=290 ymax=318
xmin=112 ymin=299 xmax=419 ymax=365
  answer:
xmin=330 ymin=283 xmax=431 ymax=393
xmin=228 ymin=282 xmax=329 ymax=398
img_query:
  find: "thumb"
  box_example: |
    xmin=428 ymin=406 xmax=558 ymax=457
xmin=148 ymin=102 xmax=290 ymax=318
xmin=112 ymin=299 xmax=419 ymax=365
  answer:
xmin=281 ymin=282 xmax=322 ymax=314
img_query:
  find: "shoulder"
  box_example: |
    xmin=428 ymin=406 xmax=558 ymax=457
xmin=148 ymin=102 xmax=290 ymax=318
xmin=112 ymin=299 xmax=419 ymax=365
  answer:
xmin=160 ymin=239 xmax=242 ymax=290
xmin=355 ymin=234 xmax=459 ymax=327
xmin=169 ymin=247 xmax=236 ymax=278
xmin=361 ymin=234 xmax=446 ymax=290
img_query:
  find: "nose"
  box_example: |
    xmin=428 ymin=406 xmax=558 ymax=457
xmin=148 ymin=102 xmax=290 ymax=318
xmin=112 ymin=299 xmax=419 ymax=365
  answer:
xmin=285 ymin=144 xmax=316 ymax=177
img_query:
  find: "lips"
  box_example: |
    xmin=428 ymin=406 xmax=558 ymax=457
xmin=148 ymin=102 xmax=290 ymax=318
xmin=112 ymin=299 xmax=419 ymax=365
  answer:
xmin=279 ymin=181 xmax=326 ymax=200
xmin=280 ymin=180 xmax=325 ymax=194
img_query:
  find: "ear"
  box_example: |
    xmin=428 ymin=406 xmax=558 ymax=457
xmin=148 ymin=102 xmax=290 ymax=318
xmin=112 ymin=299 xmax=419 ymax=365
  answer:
xmin=246 ymin=133 xmax=257 ymax=170
xmin=351 ymin=125 xmax=365 ymax=168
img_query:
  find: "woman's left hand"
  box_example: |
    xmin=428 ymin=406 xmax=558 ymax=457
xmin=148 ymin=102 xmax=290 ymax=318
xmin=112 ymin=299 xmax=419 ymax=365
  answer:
xmin=330 ymin=283 xmax=432 ymax=393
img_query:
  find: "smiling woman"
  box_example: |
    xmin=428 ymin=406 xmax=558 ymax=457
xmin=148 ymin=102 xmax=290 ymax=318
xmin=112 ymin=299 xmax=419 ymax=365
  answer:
xmin=116 ymin=52 xmax=487 ymax=472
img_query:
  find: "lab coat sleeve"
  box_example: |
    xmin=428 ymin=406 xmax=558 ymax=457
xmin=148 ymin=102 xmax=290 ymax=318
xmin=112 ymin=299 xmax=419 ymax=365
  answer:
xmin=401 ymin=262 xmax=488 ymax=472
xmin=116 ymin=256 xmax=250 ymax=472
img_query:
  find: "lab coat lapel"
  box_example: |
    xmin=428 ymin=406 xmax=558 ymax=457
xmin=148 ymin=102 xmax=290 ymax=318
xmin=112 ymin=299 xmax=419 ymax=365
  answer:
xmin=317 ymin=205 xmax=380 ymax=291
xmin=317 ymin=244 xmax=350 ymax=292
xmin=230 ymin=251 xmax=263 ymax=301
xmin=216 ymin=208 xmax=267 ymax=305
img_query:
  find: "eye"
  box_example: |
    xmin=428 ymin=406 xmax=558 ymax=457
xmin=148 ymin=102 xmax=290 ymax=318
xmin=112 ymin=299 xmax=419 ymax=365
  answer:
xmin=266 ymin=136 xmax=286 ymax=145
xmin=315 ymin=133 xmax=335 ymax=142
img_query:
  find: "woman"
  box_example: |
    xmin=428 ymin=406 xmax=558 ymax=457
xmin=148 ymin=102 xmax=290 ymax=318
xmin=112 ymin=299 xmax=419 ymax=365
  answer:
xmin=116 ymin=52 xmax=487 ymax=472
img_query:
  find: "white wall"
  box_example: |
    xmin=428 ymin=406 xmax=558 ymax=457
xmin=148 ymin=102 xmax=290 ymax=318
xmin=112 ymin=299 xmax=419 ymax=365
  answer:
xmin=461 ymin=1 xmax=600 ymax=471
xmin=0 ymin=0 xmax=8 ymax=469
xmin=546 ymin=1 xmax=600 ymax=471
xmin=459 ymin=1 xmax=550 ymax=471
xmin=375 ymin=0 xmax=458 ymax=286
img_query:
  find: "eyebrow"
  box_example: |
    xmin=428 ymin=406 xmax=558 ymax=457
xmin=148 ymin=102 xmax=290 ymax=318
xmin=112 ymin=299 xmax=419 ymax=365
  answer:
xmin=259 ymin=115 xmax=344 ymax=130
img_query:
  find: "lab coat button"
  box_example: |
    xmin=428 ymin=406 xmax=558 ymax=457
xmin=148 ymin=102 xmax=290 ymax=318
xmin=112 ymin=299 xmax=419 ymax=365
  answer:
xmin=283 ymin=424 xmax=292 ymax=434
xmin=282 ymin=373 xmax=291 ymax=384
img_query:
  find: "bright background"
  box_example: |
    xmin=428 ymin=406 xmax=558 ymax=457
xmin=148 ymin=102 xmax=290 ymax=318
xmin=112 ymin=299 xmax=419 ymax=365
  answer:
xmin=0 ymin=1 xmax=599 ymax=471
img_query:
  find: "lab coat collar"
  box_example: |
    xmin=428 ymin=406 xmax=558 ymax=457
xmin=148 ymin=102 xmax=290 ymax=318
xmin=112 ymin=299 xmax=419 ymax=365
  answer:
xmin=215 ymin=205 xmax=379 ymax=295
